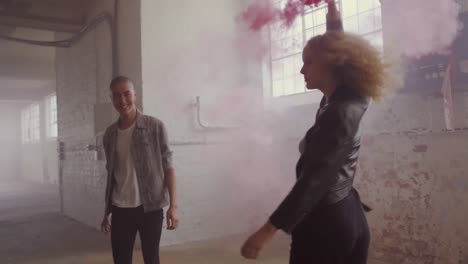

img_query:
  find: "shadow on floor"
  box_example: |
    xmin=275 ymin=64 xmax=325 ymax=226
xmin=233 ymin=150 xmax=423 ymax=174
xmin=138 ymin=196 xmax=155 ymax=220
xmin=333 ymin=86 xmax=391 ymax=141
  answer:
xmin=0 ymin=181 xmax=386 ymax=264
xmin=0 ymin=211 xmax=290 ymax=264
xmin=0 ymin=212 xmax=113 ymax=264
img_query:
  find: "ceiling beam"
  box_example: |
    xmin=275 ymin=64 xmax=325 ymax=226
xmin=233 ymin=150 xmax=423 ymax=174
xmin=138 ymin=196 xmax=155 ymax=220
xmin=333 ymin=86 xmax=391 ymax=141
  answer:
xmin=0 ymin=0 xmax=14 ymax=12
xmin=0 ymin=11 xmax=83 ymax=33
xmin=0 ymin=89 xmax=50 ymax=101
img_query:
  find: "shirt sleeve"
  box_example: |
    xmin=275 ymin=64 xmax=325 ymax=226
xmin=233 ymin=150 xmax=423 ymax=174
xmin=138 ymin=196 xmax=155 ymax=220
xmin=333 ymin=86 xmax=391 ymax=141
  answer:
xmin=158 ymin=121 xmax=174 ymax=172
xmin=102 ymin=129 xmax=113 ymax=216
xmin=269 ymin=107 xmax=351 ymax=233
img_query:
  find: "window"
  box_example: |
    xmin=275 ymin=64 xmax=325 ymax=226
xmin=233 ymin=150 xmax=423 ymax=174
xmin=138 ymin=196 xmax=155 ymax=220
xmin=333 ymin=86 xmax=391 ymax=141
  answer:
xmin=21 ymin=103 xmax=41 ymax=144
xmin=31 ymin=103 xmax=40 ymax=142
xmin=46 ymin=94 xmax=58 ymax=138
xmin=268 ymin=0 xmax=382 ymax=98
xmin=21 ymin=108 xmax=31 ymax=144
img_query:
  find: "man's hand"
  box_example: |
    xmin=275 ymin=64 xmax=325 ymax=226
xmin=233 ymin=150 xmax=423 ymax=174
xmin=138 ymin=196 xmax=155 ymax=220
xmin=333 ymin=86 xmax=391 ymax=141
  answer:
xmin=166 ymin=206 xmax=179 ymax=230
xmin=241 ymin=221 xmax=278 ymax=260
xmin=101 ymin=214 xmax=111 ymax=234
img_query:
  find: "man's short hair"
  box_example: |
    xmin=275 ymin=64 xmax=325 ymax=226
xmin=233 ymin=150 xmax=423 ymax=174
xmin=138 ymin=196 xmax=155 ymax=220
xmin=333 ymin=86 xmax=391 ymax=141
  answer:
xmin=109 ymin=76 xmax=134 ymax=90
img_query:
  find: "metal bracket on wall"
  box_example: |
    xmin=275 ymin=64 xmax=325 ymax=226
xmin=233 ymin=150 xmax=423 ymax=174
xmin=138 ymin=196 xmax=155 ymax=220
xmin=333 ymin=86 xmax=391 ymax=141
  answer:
xmin=194 ymin=96 xmax=240 ymax=131
xmin=88 ymin=131 xmax=105 ymax=161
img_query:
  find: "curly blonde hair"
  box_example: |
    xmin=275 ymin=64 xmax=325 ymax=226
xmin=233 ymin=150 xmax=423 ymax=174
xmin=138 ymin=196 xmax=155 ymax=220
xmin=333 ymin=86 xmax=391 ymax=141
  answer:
xmin=306 ymin=31 xmax=392 ymax=101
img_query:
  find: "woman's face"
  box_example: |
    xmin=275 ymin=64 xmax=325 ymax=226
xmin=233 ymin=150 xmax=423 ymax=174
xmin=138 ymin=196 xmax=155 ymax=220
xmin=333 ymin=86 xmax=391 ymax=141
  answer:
xmin=300 ymin=46 xmax=329 ymax=90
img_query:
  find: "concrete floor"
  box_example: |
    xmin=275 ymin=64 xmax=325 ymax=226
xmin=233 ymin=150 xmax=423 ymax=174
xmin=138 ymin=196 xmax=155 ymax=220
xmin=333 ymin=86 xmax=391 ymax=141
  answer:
xmin=0 ymin=181 xmax=290 ymax=264
xmin=0 ymin=181 xmax=386 ymax=264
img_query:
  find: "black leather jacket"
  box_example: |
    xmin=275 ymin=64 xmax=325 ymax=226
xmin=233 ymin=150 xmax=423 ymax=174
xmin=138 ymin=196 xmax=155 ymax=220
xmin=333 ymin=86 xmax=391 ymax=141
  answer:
xmin=270 ymin=88 xmax=370 ymax=234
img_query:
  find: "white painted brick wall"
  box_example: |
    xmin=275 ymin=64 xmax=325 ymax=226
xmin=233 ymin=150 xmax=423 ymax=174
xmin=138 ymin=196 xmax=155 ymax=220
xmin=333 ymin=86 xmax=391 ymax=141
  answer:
xmin=55 ymin=1 xmax=468 ymax=262
xmin=56 ymin=28 xmax=108 ymax=228
xmin=0 ymin=103 xmax=22 ymax=181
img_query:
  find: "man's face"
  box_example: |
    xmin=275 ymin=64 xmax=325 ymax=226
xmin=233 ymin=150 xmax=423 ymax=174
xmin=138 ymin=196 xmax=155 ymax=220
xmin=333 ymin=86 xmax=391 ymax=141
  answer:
xmin=111 ymin=80 xmax=136 ymax=116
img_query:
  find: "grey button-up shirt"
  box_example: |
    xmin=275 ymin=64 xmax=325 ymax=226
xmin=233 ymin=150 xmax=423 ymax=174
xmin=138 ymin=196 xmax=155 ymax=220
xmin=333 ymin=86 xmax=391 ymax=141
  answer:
xmin=103 ymin=111 xmax=173 ymax=216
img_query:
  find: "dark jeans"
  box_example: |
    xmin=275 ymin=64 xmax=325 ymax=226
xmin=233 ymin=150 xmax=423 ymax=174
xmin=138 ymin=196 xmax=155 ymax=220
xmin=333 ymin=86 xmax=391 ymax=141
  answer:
xmin=111 ymin=206 xmax=164 ymax=264
xmin=290 ymin=190 xmax=370 ymax=264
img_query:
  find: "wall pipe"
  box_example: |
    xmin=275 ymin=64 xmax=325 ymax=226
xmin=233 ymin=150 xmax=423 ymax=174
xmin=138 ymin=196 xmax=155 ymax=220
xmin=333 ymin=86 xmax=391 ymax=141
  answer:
xmin=0 ymin=9 xmax=118 ymax=77
xmin=195 ymin=96 xmax=240 ymax=130
xmin=0 ymin=0 xmax=120 ymax=213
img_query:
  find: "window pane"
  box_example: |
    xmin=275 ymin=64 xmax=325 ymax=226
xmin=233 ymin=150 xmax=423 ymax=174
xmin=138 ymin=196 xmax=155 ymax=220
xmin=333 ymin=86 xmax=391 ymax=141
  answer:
xmin=314 ymin=8 xmax=326 ymax=25
xmin=342 ymin=0 xmax=357 ymax=17
xmin=315 ymin=24 xmax=326 ymax=36
xmin=290 ymin=34 xmax=304 ymax=54
xmin=373 ymin=8 xmax=382 ymax=29
xmin=295 ymin=75 xmax=305 ymax=93
xmin=284 ymin=77 xmax=295 ymax=95
xmin=305 ymin=28 xmax=314 ymax=40
xmin=359 ymin=10 xmax=375 ymax=34
xmin=279 ymin=38 xmax=290 ymax=58
xmin=304 ymin=13 xmax=313 ymax=29
xmin=273 ymin=80 xmax=284 ymax=97
xmin=358 ymin=0 xmax=374 ymax=12
xmin=290 ymin=17 xmax=303 ymax=36
xmin=344 ymin=16 xmax=359 ymax=33
xmin=271 ymin=22 xmax=287 ymax=41
xmin=268 ymin=0 xmax=382 ymax=98
xmin=31 ymin=104 xmax=40 ymax=142
xmin=283 ymin=56 xmax=295 ymax=77
xmin=47 ymin=95 xmax=58 ymax=138
xmin=272 ymin=61 xmax=284 ymax=81
xmin=294 ymin=54 xmax=303 ymax=74
xmin=270 ymin=40 xmax=282 ymax=59
xmin=51 ymin=124 xmax=58 ymax=138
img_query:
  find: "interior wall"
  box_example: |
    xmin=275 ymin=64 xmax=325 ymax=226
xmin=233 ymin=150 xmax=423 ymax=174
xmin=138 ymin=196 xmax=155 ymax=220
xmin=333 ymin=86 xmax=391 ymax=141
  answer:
xmin=0 ymin=103 xmax=22 ymax=181
xmin=139 ymin=1 xmax=468 ymax=254
xmin=56 ymin=0 xmax=143 ymax=227
xmin=53 ymin=0 xmax=468 ymax=260
xmin=56 ymin=28 xmax=103 ymax=226
xmin=356 ymin=93 xmax=468 ymax=264
xmin=20 ymin=97 xmax=59 ymax=185
xmin=140 ymin=0 xmax=268 ymax=245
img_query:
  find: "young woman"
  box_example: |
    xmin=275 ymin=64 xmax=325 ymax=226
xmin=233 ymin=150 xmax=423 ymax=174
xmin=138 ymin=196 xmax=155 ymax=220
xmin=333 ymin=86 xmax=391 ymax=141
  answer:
xmin=241 ymin=1 xmax=388 ymax=263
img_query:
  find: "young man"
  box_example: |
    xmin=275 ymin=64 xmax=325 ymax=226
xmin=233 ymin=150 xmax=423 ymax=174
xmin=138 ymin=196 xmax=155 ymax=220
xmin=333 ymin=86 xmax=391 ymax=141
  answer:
xmin=101 ymin=76 xmax=178 ymax=264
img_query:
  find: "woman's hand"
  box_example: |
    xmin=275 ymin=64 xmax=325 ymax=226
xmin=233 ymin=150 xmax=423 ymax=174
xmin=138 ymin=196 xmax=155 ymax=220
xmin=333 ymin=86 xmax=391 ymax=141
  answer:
xmin=241 ymin=221 xmax=278 ymax=260
xmin=325 ymin=0 xmax=341 ymax=22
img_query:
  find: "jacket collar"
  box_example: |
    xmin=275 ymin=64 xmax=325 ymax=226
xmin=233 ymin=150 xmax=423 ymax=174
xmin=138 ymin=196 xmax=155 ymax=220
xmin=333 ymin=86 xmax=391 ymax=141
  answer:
xmin=109 ymin=109 xmax=146 ymax=134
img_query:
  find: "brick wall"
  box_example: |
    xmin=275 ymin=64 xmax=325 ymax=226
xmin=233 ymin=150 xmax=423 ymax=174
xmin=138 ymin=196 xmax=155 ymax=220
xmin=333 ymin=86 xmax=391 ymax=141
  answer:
xmin=55 ymin=0 xmax=468 ymax=260
xmin=0 ymin=103 xmax=22 ymax=181
xmin=358 ymin=93 xmax=468 ymax=264
xmin=55 ymin=28 xmax=107 ymax=227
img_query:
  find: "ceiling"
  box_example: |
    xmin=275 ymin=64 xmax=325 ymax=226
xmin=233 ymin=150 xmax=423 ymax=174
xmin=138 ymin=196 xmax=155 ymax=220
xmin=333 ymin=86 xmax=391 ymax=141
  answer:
xmin=0 ymin=0 xmax=93 ymax=33
xmin=0 ymin=77 xmax=54 ymax=101
xmin=0 ymin=0 xmax=93 ymax=101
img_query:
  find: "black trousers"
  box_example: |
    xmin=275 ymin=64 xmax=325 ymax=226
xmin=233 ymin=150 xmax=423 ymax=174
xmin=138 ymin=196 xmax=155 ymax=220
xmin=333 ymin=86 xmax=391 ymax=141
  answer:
xmin=290 ymin=190 xmax=370 ymax=264
xmin=111 ymin=206 xmax=164 ymax=264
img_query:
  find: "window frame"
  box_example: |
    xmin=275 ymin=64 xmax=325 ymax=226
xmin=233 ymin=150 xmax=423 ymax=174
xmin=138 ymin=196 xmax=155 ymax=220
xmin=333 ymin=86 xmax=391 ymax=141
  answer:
xmin=30 ymin=103 xmax=40 ymax=143
xmin=21 ymin=103 xmax=41 ymax=144
xmin=45 ymin=94 xmax=58 ymax=139
xmin=263 ymin=0 xmax=383 ymax=108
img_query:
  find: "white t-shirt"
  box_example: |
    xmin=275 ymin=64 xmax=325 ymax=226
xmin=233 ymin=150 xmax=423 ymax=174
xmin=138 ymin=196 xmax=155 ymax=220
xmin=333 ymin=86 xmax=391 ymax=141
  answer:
xmin=111 ymin=121 xmax=142 ymax=208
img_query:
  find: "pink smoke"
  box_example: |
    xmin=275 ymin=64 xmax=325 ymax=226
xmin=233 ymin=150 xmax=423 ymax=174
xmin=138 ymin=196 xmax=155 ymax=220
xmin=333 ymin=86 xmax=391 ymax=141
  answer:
xmin=240 ymin=0 xmax=323 ymax=31
xmin=385 ymin=0 xmax=461 ymax=57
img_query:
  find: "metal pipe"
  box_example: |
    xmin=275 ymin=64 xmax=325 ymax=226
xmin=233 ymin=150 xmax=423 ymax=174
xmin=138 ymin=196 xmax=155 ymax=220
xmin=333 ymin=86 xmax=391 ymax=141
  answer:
xmin=113 ymin=0 xmax=120 ymax=76
xmin=195 ymin=96 xmax=240 ymax=130
xmin=0 ymin=11 xmax=83 ymax=33
xmin=0 ymin=11 xmax=118 ymax=76
xmin=0 ymin=12 xmax=112 ymax=46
